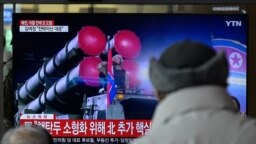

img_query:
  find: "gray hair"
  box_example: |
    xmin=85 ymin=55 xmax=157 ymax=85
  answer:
xmin=1 ymin=126 xmax=53 ymax=144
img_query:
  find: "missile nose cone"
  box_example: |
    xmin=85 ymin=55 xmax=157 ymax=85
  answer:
xmin=79 ymin=56 xmax=102 ymax=87
xmin=78 ymin=26 xmax=106 ymax=56
xmin=114 ymin=30 xmax=141 ymax=59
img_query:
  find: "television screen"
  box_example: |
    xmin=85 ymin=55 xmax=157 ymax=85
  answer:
xmin=13 ymin=13 xmax=247 ymax=143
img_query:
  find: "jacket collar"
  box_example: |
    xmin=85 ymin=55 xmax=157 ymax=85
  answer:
xmin=152 ymin=85 xmax=235 ymax=128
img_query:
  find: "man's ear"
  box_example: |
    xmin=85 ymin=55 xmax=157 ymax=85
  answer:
xmin=154 ymin=90 xmax=165 ymax=102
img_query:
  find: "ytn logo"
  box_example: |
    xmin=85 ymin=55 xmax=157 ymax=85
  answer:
xmin=226 ymin=21 xmax=242 ymax=27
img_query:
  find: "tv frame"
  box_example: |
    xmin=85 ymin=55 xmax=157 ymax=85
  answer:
xmin=9 ymin=14 xmax=247 ymax=143
xmin=1 ymin=0 xmax=256 ymax=4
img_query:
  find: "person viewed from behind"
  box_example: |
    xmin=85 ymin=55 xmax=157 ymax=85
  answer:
xmin=3 ymin=35 xmax=14 ymax=133
xmin=1 ymin=125 xmax=53 ymax=144
xmin=131 ymin=40 xmax=256 ymax=144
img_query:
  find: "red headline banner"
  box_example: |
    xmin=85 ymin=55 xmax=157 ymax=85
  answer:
xmin=19 ymin=20 xmax=54 ymax=26
xmin=20 ymin=120 xmax=152 ymax=138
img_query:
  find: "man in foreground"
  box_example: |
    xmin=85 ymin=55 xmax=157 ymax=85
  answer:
xmin=131 ymin=40 xmax=256 ymax=144
xmin=1 ymin=126 xmax=53 ymax=144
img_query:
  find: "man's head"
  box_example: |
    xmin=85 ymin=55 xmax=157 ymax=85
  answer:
xmin=1 ymin=126 xmax=53 ymax=144
xmin=112 ymin=54 xmax=123 ymax=66
xmin=149 ymin=40 xmax=228 ymax=100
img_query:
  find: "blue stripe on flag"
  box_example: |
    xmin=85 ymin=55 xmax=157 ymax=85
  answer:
xmin=212 ymin=39 xmax=246 ymax=53
xmin=107 ymin=72 xmax=116 ymax=104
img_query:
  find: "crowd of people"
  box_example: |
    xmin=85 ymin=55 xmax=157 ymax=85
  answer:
xmin=1 ymin=40 xmax=256 ymax=144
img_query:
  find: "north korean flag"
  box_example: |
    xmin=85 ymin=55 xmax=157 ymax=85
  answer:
xmin=107 ymin=48 xmax=116 ymax=105
xmin=212 ymin=38 xmax=246 ymax=74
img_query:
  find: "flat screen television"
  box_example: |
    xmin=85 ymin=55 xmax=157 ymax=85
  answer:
xmin=12 ymin=13 xmax=247 ymax=143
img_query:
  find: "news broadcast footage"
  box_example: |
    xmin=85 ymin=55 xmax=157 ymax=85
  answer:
xmin=12 ymin=14 xmax=247 ymax=143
